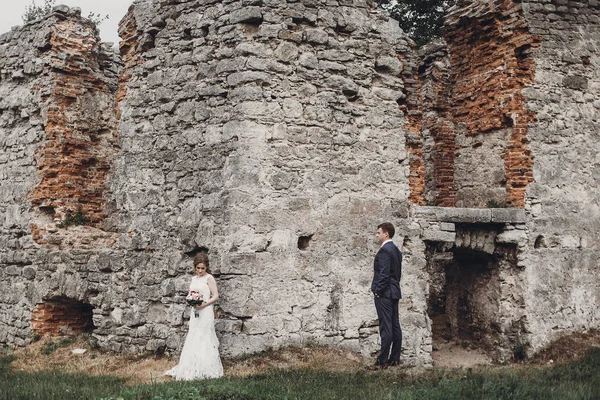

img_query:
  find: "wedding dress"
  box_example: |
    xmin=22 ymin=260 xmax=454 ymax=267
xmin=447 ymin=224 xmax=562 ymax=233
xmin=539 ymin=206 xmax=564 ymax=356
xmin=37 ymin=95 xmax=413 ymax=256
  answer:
xmin=165 ymin=274 xmax=223 ymax=380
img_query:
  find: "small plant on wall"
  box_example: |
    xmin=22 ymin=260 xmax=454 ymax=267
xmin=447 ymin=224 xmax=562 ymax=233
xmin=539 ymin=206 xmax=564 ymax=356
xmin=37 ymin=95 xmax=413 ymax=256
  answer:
xmin=513 ymin=339 xmax=529 ymax=362
xmin=487 ymin=200 xmax=506 ymax=208
xmin=22 ymin=0 xmax=109 ymax=25
xmin=57 ymin=207 xmax=90 ymax=228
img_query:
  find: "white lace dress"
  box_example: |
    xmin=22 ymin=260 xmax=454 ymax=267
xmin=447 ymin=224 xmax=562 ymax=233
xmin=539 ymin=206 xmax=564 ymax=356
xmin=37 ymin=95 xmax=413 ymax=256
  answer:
xmin=165 ymin=274 xmax=223 ymax=380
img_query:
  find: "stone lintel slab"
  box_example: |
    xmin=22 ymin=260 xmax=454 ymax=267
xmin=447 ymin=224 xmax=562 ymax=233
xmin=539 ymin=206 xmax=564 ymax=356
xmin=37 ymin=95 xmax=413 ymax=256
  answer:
xmin=412 ymin=206 xmax=526 ymax=224
xmin=412 ymin=206 xmax=490 ymax=223
xmin=491 ymin=208 xmax=526 ymax=223
xmin=436 ymin=207 xmax=492 ymax=223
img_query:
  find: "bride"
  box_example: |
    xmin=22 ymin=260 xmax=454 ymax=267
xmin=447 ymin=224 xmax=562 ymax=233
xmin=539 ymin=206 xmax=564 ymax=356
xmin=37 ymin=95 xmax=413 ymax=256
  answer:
xmin=165 ymin=253 xmax=223 ymax=380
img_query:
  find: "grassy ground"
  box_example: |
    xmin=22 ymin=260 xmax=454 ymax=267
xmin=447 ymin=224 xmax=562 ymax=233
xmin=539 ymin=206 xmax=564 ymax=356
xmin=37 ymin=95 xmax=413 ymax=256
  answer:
xmin=2 ymin=345 xmax=599 ymax=400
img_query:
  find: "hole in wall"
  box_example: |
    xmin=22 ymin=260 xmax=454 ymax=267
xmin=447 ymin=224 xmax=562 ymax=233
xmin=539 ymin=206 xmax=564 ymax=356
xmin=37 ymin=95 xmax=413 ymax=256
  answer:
xmin=31 ymin=296 xmax=94 ymax=337
xmin=39 ymin=206 xmax=55 ymax=218
xmin=502 ymin=114 xmax=515 ymax=127
xmin=427 ymin=247 xmax=503 ymax=351
xmin=514 ymin=43 xmax=532 ymax=64
xmin=342 ymin=88 xmax=359 ymax=102
xmin=534 ymin=235 xmax=546 ymax=249
xmin=298 ymin=235 xmax=312 ymax=250
xmin=292 ymin=16 xmax=316 ymax=27
xmin=185 ymin=246 xmax=209 ymax=258
xmin=241 ymin=17 xmax=263 ymax=35
xmin=82 ymin=157 xmax=98 ymax=167
xmin=375 ymin=65 xmax=391 ymax=74
xmin=581 ymin=56 xmax=591 ymax=66
xmin=183 ymin=28 xmax=192 ymax=40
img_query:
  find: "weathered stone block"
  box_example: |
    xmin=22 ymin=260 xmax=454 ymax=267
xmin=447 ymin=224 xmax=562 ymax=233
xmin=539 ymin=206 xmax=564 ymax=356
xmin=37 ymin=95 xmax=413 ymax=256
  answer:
xmin=375 ymin=56 xmax=403 ymax=76
xmin=563 ymin=75 xmax=588 ymax=90
xmin=3 ymin=205 xmax=21 ymax=228
xmin=495 ymin=230 xmax=527 ymax=245
xmin=229 ymin=7 xmax=263 ymax=24
xmin=274 ymin=42 xmax=299 ymax=63
xmin=52 ymin=5 xmax=70 ymax=13
xmin=304 ymin=29 xmax=329 ymax=45
xmin=491 ymin=208 xmax=527 ymax=223
xmin=440 ymin=222 xmax=455 ymax=232
xmin=422 ymin=229 xmax=456 ymax=243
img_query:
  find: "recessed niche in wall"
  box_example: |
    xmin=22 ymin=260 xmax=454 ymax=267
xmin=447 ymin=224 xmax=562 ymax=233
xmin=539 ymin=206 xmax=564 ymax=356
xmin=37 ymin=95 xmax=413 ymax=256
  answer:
xmin=31 ymin=296 xmax=94 ymax=336
xmin=425 ymin=224 xmax=523 ymax=362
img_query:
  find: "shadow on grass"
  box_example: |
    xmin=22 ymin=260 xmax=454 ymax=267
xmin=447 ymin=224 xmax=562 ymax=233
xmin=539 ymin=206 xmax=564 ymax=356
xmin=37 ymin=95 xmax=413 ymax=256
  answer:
xmin=3 ymin=348 xmax=599 ymax=400
xmin=0 ymin=354 xmax=125 ymax=400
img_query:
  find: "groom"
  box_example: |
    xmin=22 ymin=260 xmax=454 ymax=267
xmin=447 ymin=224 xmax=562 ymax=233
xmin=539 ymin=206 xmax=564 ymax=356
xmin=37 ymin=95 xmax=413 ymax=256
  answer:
xmin=370 ymin=222 xmax=403 ymax=368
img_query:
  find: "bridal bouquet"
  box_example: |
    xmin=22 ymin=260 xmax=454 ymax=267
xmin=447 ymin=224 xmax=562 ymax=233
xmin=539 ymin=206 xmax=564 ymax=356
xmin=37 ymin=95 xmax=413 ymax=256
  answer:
xmin=186 ymin=291 xmax=205 ymax=317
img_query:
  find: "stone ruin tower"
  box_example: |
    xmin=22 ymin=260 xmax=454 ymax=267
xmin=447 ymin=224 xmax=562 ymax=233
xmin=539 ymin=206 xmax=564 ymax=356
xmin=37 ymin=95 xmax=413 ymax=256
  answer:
xmin=0 ymin=0 xmax=598 ymax=366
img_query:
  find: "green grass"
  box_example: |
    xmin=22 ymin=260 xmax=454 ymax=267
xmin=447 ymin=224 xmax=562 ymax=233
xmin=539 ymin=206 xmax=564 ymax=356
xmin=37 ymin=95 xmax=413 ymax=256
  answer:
xmin=41 ymin=336 xmax=78 ymax=355
xmin=2 ymin=348 xmax=599 ymax=400
xmin=0 ymin=354 xmax=125 ymax=400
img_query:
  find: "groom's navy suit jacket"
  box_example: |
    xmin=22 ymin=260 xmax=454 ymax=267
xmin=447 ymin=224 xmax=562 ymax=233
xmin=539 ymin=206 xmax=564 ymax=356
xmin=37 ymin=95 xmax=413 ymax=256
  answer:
xmin=371 ymin=241 xmax=402 ymax=299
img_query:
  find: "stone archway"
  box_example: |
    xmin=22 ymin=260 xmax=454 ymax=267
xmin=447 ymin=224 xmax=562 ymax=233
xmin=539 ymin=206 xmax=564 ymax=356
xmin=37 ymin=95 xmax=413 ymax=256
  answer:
xmin=31 ymin=296 xmax=94 ymax=336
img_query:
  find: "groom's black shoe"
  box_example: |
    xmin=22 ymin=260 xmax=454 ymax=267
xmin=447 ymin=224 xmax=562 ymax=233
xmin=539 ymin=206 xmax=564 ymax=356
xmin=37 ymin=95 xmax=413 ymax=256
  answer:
xmin=386 ymin=360 xmax=400 ymax=367
xmin=365 ymin=361 xmax=388 ymax=371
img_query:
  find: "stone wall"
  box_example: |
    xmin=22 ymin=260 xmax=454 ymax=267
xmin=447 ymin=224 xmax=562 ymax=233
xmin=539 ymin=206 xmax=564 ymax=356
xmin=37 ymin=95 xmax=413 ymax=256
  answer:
xmin=408 ymin=0 xmax=600 ymax=357
xmin=0 ymin=2 xmax=434 ymax=365
xmin=0 ymin=7 xmax=120 ymax=346
xmin=518 ymin=0 xmax=600 ymax=352
xmin=0 ymin=0 xmax=599 ymax=366
xmin=104 ymin=0 xmax=431 ymax=361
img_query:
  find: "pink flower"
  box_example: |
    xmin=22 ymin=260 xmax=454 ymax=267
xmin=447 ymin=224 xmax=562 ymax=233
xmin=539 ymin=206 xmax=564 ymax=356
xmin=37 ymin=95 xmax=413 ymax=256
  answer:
xmin=186 ymin=291 xmax=205 ymax=306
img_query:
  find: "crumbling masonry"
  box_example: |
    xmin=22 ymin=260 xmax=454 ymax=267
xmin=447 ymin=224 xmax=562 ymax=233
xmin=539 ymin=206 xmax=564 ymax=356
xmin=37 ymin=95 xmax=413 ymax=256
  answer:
xmin=0 ymin=0 xmax=598 ymax=365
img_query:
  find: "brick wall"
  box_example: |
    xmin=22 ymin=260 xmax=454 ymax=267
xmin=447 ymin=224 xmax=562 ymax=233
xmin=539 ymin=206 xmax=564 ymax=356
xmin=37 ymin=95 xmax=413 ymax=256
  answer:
xmin=27 ymin=17 xmax=119 ymax=227
xmin=445 ymin=0 xmax=540 ymax=208
xmin=407 ymin=0 xmax=540 ymax=208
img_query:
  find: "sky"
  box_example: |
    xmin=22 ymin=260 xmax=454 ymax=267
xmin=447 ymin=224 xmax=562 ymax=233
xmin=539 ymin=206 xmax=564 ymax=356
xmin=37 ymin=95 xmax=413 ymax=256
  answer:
xmin=0 ymin=0 xmax=134 ymax=45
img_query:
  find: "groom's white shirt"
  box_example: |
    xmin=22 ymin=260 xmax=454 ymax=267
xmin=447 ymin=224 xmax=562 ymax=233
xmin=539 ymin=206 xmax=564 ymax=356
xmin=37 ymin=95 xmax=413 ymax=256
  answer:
xmin=380 ymin=239 xmax=393 ymax=248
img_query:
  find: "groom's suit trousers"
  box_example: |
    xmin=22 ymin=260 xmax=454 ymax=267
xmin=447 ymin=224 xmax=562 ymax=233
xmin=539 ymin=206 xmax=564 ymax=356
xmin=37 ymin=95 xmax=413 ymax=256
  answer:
xmin=374 ymin=296 xmax=402 ymax=364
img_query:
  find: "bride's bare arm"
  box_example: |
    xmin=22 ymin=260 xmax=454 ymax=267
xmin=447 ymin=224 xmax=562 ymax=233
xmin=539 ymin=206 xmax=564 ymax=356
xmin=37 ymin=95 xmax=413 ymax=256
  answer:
xmin=198 ymin=275 xmax=219 ymax=309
